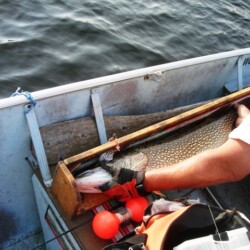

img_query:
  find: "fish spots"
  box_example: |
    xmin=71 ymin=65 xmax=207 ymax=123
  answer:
xmin=133 ymin=110 xmax=236 ymax=170
xmin=110 ymin=110 xmax=237 ymax=172
xmin=113 ymin=152 xmax=148 ymax=171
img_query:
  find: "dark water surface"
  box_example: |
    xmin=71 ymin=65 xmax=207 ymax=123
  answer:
xmin=0 ymin=0 xmax=249 ymax=98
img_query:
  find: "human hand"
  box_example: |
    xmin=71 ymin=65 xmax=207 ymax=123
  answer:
xmin=98 ymin=161 xmax=149 ymax=202
xmin=229 ymin=104 xmax=250 ymax=144
xmin=235 ymin=104 xmax=250 ymax=127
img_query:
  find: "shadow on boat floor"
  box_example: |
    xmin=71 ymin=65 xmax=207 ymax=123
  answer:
xmin=164 ymin=175 xmax=250 ymax=219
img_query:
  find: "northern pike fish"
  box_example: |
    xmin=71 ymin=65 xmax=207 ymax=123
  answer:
xmin=76 ymin=107 xmax=237 ymax=193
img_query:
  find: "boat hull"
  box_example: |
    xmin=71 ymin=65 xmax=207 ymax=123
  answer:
xmin=0 ymin=48 xmax=250 ymax=248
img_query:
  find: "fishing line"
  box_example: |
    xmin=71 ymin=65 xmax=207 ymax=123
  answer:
xmin=31 ymin=219 xmax=91 ymax=250
xmin=208 ymin=205 xmax=227 ymax=250
xmin=204 ymin=187 xmax=224 ymax=209
xmin=31 ymin=189 xmax=225 ymax=249
xmin=31 ymin=199 xmax=122 ymax=249
xmin=208 ymin=204 xmax=221 ymax=238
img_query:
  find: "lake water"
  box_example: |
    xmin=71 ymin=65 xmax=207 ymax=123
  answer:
xmin=0 ymin=0 xmax=249 ymax=98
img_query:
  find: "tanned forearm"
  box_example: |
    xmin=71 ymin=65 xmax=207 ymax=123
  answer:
xmin=143 ymin=139 xmax=250 ymax=192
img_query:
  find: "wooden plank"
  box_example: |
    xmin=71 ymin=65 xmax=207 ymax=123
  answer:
xmin=64 ymin=87 xmax=250 ymax=167
xmin=39 ymin=102 xmax=206 ymax=164
xmin=51 ymin=161 xmax=110 ymax=218
xmin=51 ymin=161 xmax=81 ymax=219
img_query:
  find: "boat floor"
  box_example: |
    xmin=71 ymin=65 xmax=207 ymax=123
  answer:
xmin=35 ymin=169 xmax=250 ymax=250
xmin=34 ymin=100 xmax=250 ymax=249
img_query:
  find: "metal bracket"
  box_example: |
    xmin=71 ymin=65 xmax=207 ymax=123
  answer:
xmin=237 ymin=54 xmax=250 ymax=90
xmin=25 ymin=154 xmax=38 ymax=171
xmin=25 ymin=104 xmax=52 ymax=187
xmin=238 ymin=56 xmax=244 ymax=90
xmin=91 ymin=90 xmax=108 ymax=144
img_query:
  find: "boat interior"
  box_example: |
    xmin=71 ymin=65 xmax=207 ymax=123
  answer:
xmin=0 ymin=49 xmax=250 ymax=249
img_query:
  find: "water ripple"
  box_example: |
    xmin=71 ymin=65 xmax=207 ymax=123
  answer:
xmin=0 ymin=0 xmax=249 ymax=97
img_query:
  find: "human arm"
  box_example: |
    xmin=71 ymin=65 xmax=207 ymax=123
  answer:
xmin=144 ymin=104 xmax=250 ymax=192
xmin=97 ymin=104 xmax=250 ymax=201
xmin=143 ymin=138 xmax=250 ymax=192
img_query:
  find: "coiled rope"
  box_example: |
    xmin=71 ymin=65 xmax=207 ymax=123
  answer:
xmin=11 ymin=87 xmax=36 ymax=113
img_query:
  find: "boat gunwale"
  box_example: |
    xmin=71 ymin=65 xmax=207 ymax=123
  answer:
xmin=1 ymin=48 xmax=250 ymax=109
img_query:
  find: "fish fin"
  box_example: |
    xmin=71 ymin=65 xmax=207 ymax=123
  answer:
xmin=75 ymin=167 xmax=112 ymax=193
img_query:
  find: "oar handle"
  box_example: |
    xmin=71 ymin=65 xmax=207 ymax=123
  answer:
xmin=64 ymin=87 xmax=250 ymax=167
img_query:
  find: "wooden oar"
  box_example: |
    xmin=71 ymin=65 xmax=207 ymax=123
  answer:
xmin=64 ymin=87 xmax=250 ymax=167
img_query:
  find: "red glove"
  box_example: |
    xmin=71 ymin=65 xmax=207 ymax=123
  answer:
xmin=98 ymin=161 xmax=149 ymax=202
